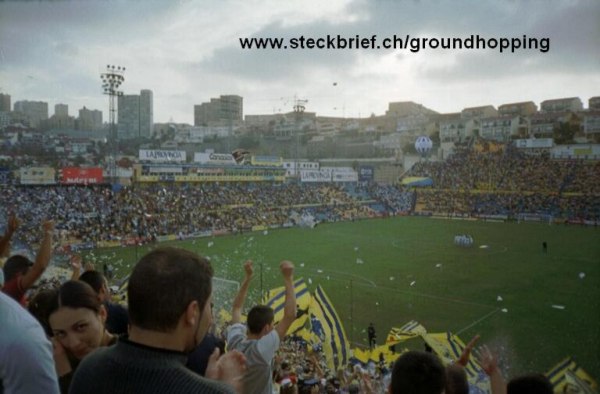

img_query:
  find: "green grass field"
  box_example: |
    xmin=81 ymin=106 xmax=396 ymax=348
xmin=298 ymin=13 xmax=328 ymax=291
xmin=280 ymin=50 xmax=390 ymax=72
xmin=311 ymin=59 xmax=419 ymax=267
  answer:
xmin=82 ymin=216 xmax=600 ymax=377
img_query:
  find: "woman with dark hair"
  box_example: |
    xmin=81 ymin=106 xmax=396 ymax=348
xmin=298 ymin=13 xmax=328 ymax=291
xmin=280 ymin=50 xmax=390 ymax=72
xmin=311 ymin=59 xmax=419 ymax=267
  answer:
xmin=43 ymin=280 xmax=116 ymax=393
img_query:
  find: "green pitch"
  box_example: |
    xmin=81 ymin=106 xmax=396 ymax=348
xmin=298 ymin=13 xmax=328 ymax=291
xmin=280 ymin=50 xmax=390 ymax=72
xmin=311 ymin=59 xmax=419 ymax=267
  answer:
xmin=83 ymin=216 xmax=600 ymax=376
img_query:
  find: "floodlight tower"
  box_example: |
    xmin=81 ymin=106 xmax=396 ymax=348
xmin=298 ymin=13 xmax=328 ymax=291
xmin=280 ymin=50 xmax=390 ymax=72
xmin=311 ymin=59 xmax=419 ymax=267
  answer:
xmin=100 ymin=65 xmax=125 ymax=180
xmin=293 ymin=97 xmax=307 ymax=177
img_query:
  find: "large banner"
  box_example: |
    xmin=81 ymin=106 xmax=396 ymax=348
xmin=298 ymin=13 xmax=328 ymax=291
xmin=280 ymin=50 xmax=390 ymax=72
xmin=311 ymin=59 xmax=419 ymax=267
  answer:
xmin=20 ymin=167 xmax=56 ymax=185
xmin=332 ymin=171 xmax=358 ymax=182
xmin=514 ymin=138 xmax=553 ymax=149
xmin=358 ymin=166 xmax=374 ymax=181
xmin=250 ymin=155 xmax=283 ymax=167
xmin=61 ymin=167 xmax=104 ymax=184
xmin=194 ymin=152 xmax=237 ymax=165
xmin=321 ymin=167 xmax=359 ymax=182
xmin=300 ymin=170 xmax=332 ymax=182
xmin=139 ymin=149 xmax=186 ymax=163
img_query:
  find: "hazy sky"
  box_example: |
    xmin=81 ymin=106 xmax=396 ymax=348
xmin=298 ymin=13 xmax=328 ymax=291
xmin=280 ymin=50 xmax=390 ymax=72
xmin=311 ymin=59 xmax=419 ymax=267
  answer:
xmin=1 ymin=0 xmax=598 ymax=124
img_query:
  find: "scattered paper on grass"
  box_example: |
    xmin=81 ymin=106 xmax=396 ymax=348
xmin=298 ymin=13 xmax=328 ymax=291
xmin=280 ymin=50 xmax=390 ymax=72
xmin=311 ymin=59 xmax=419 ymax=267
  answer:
xmin=479 ymin=245 xmax=489 ymax=249
xmin=497 ymin=295 xmax=503 ymax=302
xmin=579 ymin=272 xmax=586 ymax=279
xmin=317 ymin=269 xmax=323 ymax=273
xmin=263 ymin=230 xmax=268 ymax=235
xmin=356 ymin=258 xmax=364 ymax=264
xmin=410 ymin=281 xmax=416 ymax=287
xmin=552 ymin=305 xmax=565 ymax=310
xmin=300 ymin=263 xmax=305 ymax=268
xmin=389 ymin=276 xmax=395 ymax=281
xmin=501 ymin=308 xmax=508 ymax=313
xmin=435 ymin=263 xmax=442 ymax=268
xmin=354 ymin=246 xmax=359 ymax=252
xmin=207 ymin=242 xmax=214 ymax=248
xmin=308 ymin=278 xmax=312 ymax=285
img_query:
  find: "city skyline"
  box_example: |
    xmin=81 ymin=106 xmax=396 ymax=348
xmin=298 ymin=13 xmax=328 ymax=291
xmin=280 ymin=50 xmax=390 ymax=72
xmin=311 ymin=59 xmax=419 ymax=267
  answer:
xmin=0 ymin=0 xmax=598 ymax=124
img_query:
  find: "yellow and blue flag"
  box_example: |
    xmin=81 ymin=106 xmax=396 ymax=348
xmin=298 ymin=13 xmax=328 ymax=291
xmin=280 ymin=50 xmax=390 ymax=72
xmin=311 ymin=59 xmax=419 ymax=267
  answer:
xmin=262 ymin=278 xmax=310 ymax=334
xmin=313 ymin=285 xmax=350 ymax=371
xmin=422 ymin=332 xmax=490 ymax=393
xmin=385 ymin=320 xmax=427 ymax=345
xmin=546 ymin=357 xmax=597 ymax=393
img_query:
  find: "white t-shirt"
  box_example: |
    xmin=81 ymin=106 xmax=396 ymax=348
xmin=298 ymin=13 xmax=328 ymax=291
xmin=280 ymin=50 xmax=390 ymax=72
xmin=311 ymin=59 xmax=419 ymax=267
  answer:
xmin=227 ymin=323 xmax=280 ymax=394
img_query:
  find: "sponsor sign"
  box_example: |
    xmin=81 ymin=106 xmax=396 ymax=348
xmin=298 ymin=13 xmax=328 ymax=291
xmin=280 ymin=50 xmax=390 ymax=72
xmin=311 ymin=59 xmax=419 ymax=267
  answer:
xmin=358 ymin=166 xmax=374 ymax=181
xmin=194 ymin=152 xmax=237 ymax=165
xmin=20 ymin=167 xmax=56 ymax=185
xmin=139 ymin=149 xmax=186 ymax=163
xmin=251 ymin=156 xmax=283 ymax=167
xmin=332 ymin=171 xmax=358 ymax=182
xmin=514 ymin=138 xmax=553 ymax=149
xmin=61 ymin=167 xmax=104 ymax=184
xmin=300 ymin=170 xmax=332 ymax=182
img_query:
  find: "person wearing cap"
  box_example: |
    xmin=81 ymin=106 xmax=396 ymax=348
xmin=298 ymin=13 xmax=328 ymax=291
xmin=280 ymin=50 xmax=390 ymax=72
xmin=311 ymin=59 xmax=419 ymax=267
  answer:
xmin=2 ymin=219 xmax=54 ymax=306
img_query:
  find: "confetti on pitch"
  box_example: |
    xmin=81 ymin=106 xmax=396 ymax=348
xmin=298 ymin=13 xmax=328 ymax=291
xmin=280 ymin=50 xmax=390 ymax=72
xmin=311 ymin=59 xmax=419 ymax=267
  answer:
xmin=375 ymin=302 xmax=379 ymax=306
xmin=552 ymin=305 xmax=565 ymax=310
xmin=356 ymin=258 xmax=364 ymax=264
xmin=479 ymin=245 xmax=489 ymax=249
xmin=308 ymin=278 xmax=312 ymax=285
xmin=354 ymin=246 xmax=359 ymax=252
xmin=317 ymin=269 xmax=323 ymax=273
xmin=207 ymin=241 xmax=214 ymax=248
xmin=263 ymin=230 xmax=268 ymax=235
xmin=501 ymin=308 xmax=508 ymax=313
xmin=497 ymin=295 xmax=503 ymax=302
xmin=326 ymin=276 xmax=330 ymax=280
xmin=300 ymin=263 xmax=305 ymax=268
xmin=410 ymin=281 xmax=416 ymax=287
xmin=435 ymin=263 xmax=442 ymax=268
xmin=579 ymin=272 xmax=586 ymax=279
xmin=389 ymin=276 xmax=395 ymax=281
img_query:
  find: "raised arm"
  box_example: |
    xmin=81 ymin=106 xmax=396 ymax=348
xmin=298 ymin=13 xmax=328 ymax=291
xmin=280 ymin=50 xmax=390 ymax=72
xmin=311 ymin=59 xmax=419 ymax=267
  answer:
xmin=20 ymin=220 xmax=54 ymax=290
xmin=457 ymin=334 xmax=480 ymax=367
xmin=274 ymin=260 xmax=295 ymax=340
xmin=231 ymin=260 xmax=253 ymax=324
xmin=0 ymin=213 xmax=19 ymax=257
xmin=69 ymin=255 xmax=82 ymax=281
xmin=476 ymin=345 xmax=506 ymax=394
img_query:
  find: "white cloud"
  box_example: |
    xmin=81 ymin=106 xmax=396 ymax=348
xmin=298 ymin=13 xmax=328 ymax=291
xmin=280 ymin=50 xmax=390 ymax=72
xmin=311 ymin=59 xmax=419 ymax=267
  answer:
xmin=0 ymin=0 xmax=598 ymax=123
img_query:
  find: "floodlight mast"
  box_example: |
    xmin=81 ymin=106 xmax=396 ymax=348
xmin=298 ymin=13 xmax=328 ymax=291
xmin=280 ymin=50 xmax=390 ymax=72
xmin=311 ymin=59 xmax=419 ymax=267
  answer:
xmin=100 ymin=65 xmax=125 ymax=180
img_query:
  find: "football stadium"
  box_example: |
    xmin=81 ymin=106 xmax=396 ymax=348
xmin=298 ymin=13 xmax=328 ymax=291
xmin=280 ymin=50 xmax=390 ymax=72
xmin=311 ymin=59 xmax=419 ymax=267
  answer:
xmin=2 ymin=1 xmax=599 ymax=392
xmin=1 ymin=143 xmax=599 ymax=393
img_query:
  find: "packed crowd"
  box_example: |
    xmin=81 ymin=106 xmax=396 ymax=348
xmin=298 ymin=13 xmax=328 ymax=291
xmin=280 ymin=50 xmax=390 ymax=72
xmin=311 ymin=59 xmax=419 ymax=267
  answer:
xmin=1 ymin=216 xmax=559 ymax=393
xmin=0 ymin=182 xmax=410 ymax=246
xmin=410 ymin=147 xmax=600 ymax=220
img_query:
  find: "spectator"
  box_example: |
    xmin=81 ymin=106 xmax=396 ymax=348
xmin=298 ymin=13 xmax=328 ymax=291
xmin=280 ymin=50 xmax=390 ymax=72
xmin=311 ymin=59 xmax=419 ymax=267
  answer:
xmin=389 ymin=350 xmax=446 ymax=394
xmin=0 ymin=291 xmax=60 ymax=394
xmin=42 ymin=280 xmax=117 ymax=394
xmin=227 ymin=259 xmax=296 ymax=394
xmin=79 ymin=269 xmax=129 ymax=335
xmin=69 ymin=246 xmax=244 ymax=394
xmin=507 ymin=374 xmax=553 ymax=394
xmin=445 ymin=364 xmax=469 ymax=394
xmin=2 ymin=220 xmax=54 ymax=305
xmin=187 ymin=332 xmax=226 ymax=376
xmin=367 ymin=323 xmax=376 ymax=349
